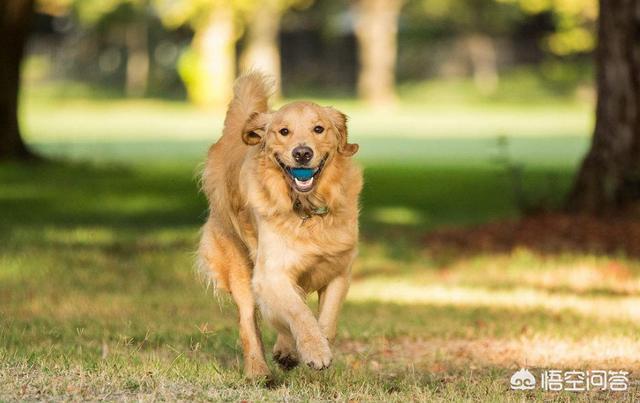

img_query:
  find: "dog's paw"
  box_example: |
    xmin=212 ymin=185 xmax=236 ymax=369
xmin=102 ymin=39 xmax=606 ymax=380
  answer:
xmin=273 ymin=350 xmax=299 ymax=370
xmin=244 ymin=357 xmax=271 ymax=379
xmin=273 ymin=334 xmax=299 ymax=370
xmin=297 ymin=335 xmax=332 ymax=370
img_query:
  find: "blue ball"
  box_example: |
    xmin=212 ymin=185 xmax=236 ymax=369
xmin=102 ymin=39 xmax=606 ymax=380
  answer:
xmin=290 ymin=168 xmax=315 ymax=180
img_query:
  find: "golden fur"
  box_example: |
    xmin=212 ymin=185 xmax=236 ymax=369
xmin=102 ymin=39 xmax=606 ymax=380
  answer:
xmin=198 ymin=72 xmax=362 ymax=377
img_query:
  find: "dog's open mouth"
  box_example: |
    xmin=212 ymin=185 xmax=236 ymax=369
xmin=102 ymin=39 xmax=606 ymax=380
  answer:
xmin=275 ymin=154 xmax=328 ymax=193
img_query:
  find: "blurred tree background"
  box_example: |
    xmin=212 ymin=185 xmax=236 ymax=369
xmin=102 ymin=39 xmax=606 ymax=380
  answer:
xmin=3 ymin=0 xmax=601 ymax=157
xmin=17 ymin=0 xmax=597 ymax=102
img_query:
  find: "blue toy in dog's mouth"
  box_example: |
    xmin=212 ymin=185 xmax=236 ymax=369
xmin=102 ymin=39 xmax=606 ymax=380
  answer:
xmin=275 ymin=153 xmax=329 ymax=192
xmin=290 ymin=168 xmax=316 ymax=181
xmin=288 ymin=167 xmax=317 ymax=192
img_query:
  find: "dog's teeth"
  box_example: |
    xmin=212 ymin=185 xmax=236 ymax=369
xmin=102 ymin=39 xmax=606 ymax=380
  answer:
xmin=294 ymin=177 xmax=314 ymax=189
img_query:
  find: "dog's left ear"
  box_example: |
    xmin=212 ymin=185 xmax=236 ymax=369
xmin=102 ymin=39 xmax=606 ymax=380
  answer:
xmin=242 ymin=112 xmax=271 ymax=146
xmin=325 ymin=107 xmax=359 ymax=157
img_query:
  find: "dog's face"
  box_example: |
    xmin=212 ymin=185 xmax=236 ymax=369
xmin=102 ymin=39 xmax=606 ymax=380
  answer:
xmin=242 ymin=101 xmax=358 ymax=193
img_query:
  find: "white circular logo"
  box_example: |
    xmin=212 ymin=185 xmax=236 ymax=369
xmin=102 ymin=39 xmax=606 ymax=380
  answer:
xmin=510 ymin=368 xmax=536 ymax=390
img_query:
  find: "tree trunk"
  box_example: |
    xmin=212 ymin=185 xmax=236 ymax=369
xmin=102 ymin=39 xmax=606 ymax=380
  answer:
xmin=465 ymin=34 xmax=498 ymax=96
xmin=567 ymin=0 xmax=640 ymax=214
xmin=125 ymin=20 xmax=149 ymax=97
xmin=0 ymin=0 xmax=37 ymax=161
xmin=240 ymin=0 xmax=282 ymax=97
xmin=187 ymin=6 xmax=236 ymax=108
xmin=352 ymin=0 xmax=403 ymax=107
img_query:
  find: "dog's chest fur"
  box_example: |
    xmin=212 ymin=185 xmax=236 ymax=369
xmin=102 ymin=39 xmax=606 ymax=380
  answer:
xmin=254 ymin=214 xmax=357 ymax=291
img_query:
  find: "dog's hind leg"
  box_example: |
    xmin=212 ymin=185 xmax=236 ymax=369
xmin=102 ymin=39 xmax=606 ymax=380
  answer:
xmin=228 ymin=260 xmax=271 ymax=379
xmin=199 ymin=222 xmax=270 ymax=378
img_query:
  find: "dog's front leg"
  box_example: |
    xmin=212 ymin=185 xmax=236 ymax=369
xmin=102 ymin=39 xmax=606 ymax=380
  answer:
xmin=253 ymin=267 xmax=332 ymax=370
xmin=317 ymin=271 xmax=351 ymax=344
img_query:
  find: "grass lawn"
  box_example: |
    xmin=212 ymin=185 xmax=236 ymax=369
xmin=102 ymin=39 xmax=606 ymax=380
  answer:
xmin=2 ymin=92 xmax=639 ymax=400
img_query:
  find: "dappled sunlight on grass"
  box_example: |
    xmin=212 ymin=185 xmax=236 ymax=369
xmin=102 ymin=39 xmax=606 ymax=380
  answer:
xmin=349 ymin=280 xmax=640 ymax=322
xmin=438 ymin=250 xmax=640 ymax=296
xmin=371 ymin=206 xmax=426 ymax=226
xmin=357 ymin=240 xmax=640 ymax=295
xmin=40 ymin=226 xmax=117 ymax=246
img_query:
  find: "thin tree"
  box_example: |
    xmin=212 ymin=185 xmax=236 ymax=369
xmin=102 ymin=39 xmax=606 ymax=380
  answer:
xmin=155 ymin=0 xmax=236 ymax=108
xmin=0 ymin=0 xmax=37 ymax=160
xmin=352 ymin=0 xmax=403 ymax=106
xmin=567 ymin=0 xmax=640 ymax=213
xmin=123 ymin=3 xmax=150 ymax=97
xmin=240 ymin=0 xmax=283 ymax=97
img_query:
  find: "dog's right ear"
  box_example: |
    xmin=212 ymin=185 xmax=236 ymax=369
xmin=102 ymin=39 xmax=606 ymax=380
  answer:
xmin=325 ymin=107 xmax=359 ymax=157
xmin=242 ymin=112 xmax=271 ymax=145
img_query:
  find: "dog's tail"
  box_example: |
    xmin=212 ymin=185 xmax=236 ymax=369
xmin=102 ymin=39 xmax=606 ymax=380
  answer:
xmin=222 ymin=71 xmax=273 ymax=140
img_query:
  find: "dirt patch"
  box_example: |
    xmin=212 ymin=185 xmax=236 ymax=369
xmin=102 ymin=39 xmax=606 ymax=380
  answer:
xmin=424 ymin=213 xmax=640 ymax=258
xmin=339 ymin=336 xmax=640 ymax=372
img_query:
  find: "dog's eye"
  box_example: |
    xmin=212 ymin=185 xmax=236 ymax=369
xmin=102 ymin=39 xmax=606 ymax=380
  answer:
xmin=279 ymin=128 xmax=289 ymax=136
xmin=313 ymin=126 xmax=324 ymax=134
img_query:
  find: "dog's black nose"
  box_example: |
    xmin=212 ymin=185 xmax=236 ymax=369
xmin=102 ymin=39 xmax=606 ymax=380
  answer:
xmin=292 ymin=146 xmax=314 ymax=165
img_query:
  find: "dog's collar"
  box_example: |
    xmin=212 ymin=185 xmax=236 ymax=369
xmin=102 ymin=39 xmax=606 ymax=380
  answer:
xmin=293 ymin=199 xmax=329 ymax=221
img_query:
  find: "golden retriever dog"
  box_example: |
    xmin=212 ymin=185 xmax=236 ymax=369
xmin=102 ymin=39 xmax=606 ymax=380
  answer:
xmin=198 ymin=72 xmax=362 ymax=378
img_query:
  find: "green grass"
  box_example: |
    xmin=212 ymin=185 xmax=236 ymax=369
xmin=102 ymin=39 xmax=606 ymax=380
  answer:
xmin=2 ymin=91 xmax=639 ymax=400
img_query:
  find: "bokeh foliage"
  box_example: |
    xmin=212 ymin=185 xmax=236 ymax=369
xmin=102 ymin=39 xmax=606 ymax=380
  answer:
xmin=500 ymin=0 xmax=597 ymax=55
xmin=32 ymin=0 xmax=598 ymax=105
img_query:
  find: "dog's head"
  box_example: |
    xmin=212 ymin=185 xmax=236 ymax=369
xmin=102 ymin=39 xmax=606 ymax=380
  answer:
xmin=242 ymin=101 xmax=358 ymax=193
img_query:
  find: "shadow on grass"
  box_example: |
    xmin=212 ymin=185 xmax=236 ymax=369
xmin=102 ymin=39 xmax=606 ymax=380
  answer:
xmin=360 ymin=163 xmax=574 ymax=241
xmin=4 ymin=160 xmax=637 ymax=295
xmin=0 ymin=161 xmax=207 ymax=231
xmin=1 ymin=159 xmax=575 ymax=239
